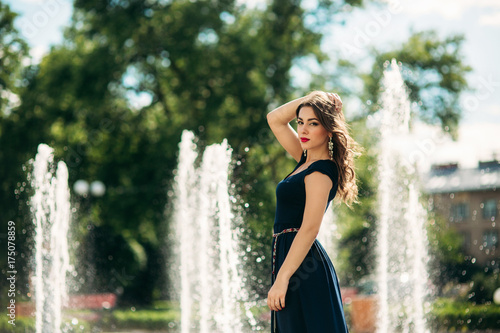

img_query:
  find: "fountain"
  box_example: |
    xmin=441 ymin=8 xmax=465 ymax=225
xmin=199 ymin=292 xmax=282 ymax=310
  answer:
xmin=317 ymin=205 xmax=339 ymax=261
xmin=375 ymin=59 xmax=431 ymax=332
xmin=169 ymin=130 xmax=255 ymax=332
xmin=30 ymin=143 xmax=71 ymax=333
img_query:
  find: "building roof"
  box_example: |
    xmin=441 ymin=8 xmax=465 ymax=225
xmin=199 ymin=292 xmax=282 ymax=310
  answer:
xmin=423 ymin=161 xmax=500 ymax=194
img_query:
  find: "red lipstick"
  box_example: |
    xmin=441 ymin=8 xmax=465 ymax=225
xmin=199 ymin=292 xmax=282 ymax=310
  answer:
xmin=300 ymin=138 xmax=310 ymax=142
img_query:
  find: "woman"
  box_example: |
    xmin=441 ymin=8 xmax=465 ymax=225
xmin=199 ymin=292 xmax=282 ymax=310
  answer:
xmin=266 ymin=91 xmax=360 ymax=332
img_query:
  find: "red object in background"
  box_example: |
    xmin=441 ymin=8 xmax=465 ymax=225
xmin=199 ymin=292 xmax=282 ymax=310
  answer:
xmin=16 ymin=302 xmax=35 ymax=317
xmin=341 ymin=287 xmax=358 ymax=305
xmin=66 ymin=293 xmax=117 ymax=309
xmin=16 ymin=293 xmax=117 ymax=318
xmin=350 ymin=295 xmax=377 ymax=333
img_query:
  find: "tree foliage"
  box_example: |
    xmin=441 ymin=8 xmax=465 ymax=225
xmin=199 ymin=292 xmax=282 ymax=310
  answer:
xmin=0 ymin=1 xmax=28 ymax=114
xmin=361 ymin=30 xmax=472 ymax=138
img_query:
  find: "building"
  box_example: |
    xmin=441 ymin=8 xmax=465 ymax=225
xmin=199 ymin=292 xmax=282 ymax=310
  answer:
xmin=424 ymin=160 xmax=500 ymax=265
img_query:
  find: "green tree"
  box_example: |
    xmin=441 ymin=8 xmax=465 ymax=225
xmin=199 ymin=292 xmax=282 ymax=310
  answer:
xmin=361 ymin=30 xmax=472 ymax=138
xmin=0 ymin=1 xmax=28 ymax=114
xmin=426 ymin=212 xmax=467 ymax=291
xmin=0 ymin=1 xmax=30 ymax=307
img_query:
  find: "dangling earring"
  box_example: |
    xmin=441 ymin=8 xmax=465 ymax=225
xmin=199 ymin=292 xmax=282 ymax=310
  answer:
xmin=328 ymin=137 xmax=334 ymax=159
xmin=303 ymin=149 xmax=306 ymax=157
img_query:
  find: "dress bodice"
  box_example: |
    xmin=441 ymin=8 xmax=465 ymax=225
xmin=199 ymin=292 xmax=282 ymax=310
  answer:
xmin=273 ymin=152 xmax=339 ymax=233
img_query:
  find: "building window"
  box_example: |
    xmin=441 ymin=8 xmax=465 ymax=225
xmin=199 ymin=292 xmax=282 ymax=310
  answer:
xmin=483 ymin=231 xmax=498 ymax=249
xmin=450 ymin=203 xmax=469 ymax=222
xmin=482 ymin=199 xmax=497 ymax=220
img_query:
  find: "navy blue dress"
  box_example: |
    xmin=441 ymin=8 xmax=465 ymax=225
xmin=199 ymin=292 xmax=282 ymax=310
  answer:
xmin=271 ymin=152 xmax=349 ymax=333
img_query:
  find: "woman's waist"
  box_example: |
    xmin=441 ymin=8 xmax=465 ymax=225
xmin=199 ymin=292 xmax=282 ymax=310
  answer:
xmin=273 ymin=222 xmax=302 ymax=234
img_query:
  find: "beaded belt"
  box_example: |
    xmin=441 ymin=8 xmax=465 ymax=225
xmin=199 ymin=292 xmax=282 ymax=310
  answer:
xmin=272 ymin=227 xmax=300 ymax=278
xmin=272 ymin=227 xmax=300 ymax=333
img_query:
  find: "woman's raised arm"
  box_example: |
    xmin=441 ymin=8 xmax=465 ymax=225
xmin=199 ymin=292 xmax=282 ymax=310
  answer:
xmin=266 ymin=96 xmax=306 ymax=162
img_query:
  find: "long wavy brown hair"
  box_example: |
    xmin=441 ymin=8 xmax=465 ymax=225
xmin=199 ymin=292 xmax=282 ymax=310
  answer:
xmin=296 ymin=91 xmax=361 ymax=206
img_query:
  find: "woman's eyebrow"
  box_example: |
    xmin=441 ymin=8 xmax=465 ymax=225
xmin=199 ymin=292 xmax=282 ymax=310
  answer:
xmin=297 ymin=117 xmax=319 ymax=121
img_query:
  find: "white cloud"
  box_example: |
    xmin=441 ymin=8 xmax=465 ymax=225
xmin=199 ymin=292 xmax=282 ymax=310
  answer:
xmin=386 ymin=121 xmax=500 ymax=174
xmin=29 ymin=45 xmax=49 ymax=65
xmin=426 ymin=122 xmax=500 ymax=169
xmin=479 ymin=11 xmax=500 ymax=26
xmin=401 ymin=0 xmax=500 ymax=20
xmin=484 ymin=104 xmax=500 ymax=116
xmin=236 ymin=0 xmax=267 ymax=10
xmin=126 ymin=91 xmax=153 ymax=110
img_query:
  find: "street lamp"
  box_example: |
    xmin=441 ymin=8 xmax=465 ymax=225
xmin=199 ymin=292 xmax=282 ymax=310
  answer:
xmin=494 ymin=288 xmax=500 ymax=305
xmin=73 ymin=180 xmax=106 ymax=197
xmin=72 ymin=179 xmax=106 ymax=293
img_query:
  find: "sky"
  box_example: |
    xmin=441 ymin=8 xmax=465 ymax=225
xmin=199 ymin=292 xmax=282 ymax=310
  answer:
xmin=4 ymin=0 xmax=500 ymax=170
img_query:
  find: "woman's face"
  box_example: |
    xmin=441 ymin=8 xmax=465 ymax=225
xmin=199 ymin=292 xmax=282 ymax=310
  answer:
xmin=297 ymin=106 xmax=330 ymax=152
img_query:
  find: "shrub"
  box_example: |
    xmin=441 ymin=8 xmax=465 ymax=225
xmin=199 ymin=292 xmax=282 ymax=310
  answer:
xmin=467 ymin=272 xmax=499 ymax=304
xmin=429 ymin=298 xmax=500 ymax=331
xmin=102 ymin=307 xmax=180 ymax=331
xmin=0 ymin=316 xmax=91 ymax=332
xmin=0 ymin=316 xmax=35 ymax=332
